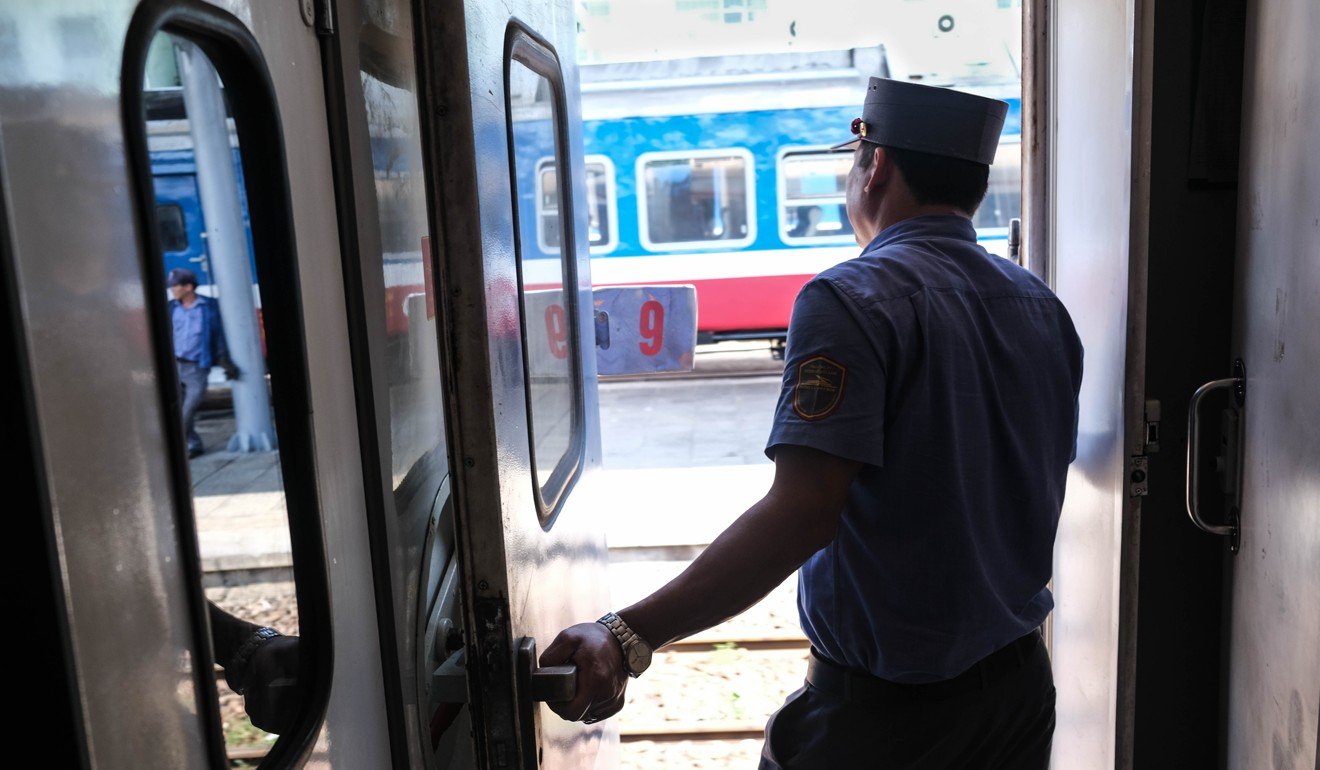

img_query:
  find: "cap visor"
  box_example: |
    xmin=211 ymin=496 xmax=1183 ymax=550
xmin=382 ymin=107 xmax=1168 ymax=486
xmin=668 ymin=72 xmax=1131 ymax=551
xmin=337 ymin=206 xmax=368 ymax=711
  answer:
xmin=829 ymin=137 xmax=862 ymax=152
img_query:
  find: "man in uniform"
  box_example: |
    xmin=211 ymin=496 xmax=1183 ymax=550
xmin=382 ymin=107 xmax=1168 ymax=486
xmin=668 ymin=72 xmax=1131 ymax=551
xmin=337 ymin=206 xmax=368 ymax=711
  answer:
xmin=167 ymin=267 xmax=239 ymax=457
xmin=541 ymin=78 xmax=1083 ymax=768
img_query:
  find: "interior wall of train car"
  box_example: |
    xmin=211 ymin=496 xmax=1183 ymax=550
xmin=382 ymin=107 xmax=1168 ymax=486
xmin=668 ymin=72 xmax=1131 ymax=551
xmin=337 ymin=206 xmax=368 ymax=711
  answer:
xmin=1224 ymin=0 xmax=1320 ymax=765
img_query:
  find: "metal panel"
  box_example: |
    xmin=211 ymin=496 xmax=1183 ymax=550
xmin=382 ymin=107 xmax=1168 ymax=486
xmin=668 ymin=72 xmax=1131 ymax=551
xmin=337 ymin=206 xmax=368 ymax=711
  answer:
xmin=1048 ymin=0 xmax=1137 ymax=766
xmin=0 ymin=4 xmax=216 ymax=766
xmin=1226 ymin=0 xmax=1320 ymax=765
xmin=227 ymin=1 xmax=395 ymax=765
xmin=416 ymin=0 xmax=615 ymax=766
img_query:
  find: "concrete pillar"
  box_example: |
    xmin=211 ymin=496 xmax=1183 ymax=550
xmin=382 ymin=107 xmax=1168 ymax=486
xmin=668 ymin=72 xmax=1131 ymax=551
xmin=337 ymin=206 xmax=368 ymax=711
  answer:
xmin=174 ymin=39 xmax=276 ymax=452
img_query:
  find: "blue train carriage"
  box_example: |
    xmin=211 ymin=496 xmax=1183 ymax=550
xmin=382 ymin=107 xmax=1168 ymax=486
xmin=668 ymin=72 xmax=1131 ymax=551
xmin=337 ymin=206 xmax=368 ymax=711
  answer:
xmin=147 ymin=111 xmax=257 ymax=297
xmin=513 ymin=50 xmax=1022 ymax=343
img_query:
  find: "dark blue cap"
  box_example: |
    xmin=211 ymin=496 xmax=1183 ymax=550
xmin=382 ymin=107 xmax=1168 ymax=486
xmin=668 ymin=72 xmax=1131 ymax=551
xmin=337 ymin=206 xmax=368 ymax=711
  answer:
xmin=832 ymin=77 xmax=1009 ymax=165
xmin=167 ymin=267 xmax=198 ymax=287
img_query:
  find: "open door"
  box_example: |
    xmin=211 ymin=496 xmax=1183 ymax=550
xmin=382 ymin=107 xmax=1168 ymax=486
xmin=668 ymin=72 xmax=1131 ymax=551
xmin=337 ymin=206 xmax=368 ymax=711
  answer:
xmin=417 ymin=2 xmax=617 ymax=767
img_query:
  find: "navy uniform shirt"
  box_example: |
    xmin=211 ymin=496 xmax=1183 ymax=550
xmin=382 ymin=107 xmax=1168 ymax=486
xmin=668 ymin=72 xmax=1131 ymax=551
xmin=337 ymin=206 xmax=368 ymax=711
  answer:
xmin=766 ymin=214 xmax=1083 ymax=684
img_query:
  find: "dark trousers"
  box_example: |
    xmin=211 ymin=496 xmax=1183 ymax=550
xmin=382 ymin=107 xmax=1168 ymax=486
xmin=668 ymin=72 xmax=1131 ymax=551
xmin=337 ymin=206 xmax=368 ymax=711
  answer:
xmin=760 ymin=633 xmax=1056 ymax=769
xmin=177 ymin=360 xmax=209 ymax=455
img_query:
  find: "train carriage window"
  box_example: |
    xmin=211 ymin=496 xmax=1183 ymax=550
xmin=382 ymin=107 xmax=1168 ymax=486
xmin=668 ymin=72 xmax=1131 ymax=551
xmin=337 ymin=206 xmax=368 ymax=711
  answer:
xmin=129 ymin=21 xmax=332 ymax=767
xmin=507 ymin=32 xmax=585 ymax=523
xmin=777 ymin=149 xmax=856 ymax=244
xmin=637 ymin=148 xmax=755 ymax=251
xmin=156 ymin=202 xmax=189 ymax=251
xmin=972 ymin=139 xmax=1022 ymax=235
xmin=535 ymin=155 xmax=616 ymax=254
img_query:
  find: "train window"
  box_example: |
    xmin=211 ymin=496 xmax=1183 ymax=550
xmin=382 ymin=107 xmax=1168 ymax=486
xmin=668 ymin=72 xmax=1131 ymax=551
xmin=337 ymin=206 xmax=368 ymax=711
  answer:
xmin=637 ymin=148 xmax=756 ymax=251
xmin=777 ymin=149 xmax=856 ymax=244
xmin=508 ymin=31 xmax=585 ymax=523
xmin=972 ymin=139 xmax=1022 ymax=234
xmin=156 ymin=203 xmax=188 ymax=251
xmin=128 ymin=22 xmax=332 ymax=766
xmin=535 ymin=155 xmax=617 ymax=254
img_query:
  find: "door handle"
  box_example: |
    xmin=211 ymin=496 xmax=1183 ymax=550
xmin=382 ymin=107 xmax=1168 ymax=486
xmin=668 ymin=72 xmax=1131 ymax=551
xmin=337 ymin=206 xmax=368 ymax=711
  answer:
xmin=517 ymin=636 xmax=576 ymax=703
xmin=1185 ymin=361 xmax=1245 ymax=550
xmin=515 ymin=637 xmax=577 ymax=769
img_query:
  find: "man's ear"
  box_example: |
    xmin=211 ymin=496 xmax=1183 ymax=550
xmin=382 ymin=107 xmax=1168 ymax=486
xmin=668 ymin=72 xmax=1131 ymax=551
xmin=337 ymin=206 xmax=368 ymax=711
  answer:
xmin=863 ymin=145 xmax=889 ymax=193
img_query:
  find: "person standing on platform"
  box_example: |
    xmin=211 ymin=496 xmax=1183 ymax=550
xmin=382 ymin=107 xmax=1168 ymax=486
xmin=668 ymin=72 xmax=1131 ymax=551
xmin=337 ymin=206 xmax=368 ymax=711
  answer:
xmin=540 ymin=77 xmax=1084 ymax=769
xmin=168 ymin=267 xmax=239 ymax=458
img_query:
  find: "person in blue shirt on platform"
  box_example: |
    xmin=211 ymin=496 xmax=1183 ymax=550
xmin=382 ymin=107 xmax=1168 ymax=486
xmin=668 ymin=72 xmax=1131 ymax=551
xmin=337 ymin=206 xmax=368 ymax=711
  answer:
xmin=541 ymin=77 xmax=1083 ymax=769
xmin=168 ymin=267 xmax=239 ymax=458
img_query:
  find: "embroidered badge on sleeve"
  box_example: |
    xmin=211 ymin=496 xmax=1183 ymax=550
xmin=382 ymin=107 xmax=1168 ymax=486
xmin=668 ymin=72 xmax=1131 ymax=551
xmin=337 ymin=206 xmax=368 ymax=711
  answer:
xmin=792 ymin=355 xmax=847 ymax=420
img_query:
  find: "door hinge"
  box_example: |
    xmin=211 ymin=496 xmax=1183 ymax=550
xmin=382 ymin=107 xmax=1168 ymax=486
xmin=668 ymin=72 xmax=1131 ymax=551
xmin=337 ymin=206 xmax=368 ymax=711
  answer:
xmin=303 ymin=0 xmax=334 ymax=35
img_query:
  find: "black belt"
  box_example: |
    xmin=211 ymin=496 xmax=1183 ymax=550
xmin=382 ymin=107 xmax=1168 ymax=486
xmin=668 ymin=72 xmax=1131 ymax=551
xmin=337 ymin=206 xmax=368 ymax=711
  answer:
xmin=806 ymin=631 xmax=1042 ymax=704
xmin=176 ymin=357 xmax=196 ymax=364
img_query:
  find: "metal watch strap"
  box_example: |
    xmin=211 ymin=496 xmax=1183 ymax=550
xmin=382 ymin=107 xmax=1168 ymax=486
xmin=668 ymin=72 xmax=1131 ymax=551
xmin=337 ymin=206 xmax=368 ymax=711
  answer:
xmin=597 ymin=612 xmax=648 ymax=676
xmin=226 ymin=627 xmax=281 ymax=695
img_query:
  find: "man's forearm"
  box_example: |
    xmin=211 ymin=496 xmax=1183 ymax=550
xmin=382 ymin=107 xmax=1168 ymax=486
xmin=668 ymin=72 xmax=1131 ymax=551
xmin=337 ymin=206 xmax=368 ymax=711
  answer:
xmin=617 ymin=488 xmax=838 ymax=650
xmin=209 ymin=601 xmax=261 ymax=665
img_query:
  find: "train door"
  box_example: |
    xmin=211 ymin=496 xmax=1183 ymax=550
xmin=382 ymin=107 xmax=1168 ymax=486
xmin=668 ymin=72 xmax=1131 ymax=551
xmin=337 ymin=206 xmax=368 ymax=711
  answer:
xmin=1211 ymin=1 xmax=1320 ymax=764
xmin=415 ymin=1 xmax=616 ymax=767
xmin=4 ymin=1 xmax=396 ymax=766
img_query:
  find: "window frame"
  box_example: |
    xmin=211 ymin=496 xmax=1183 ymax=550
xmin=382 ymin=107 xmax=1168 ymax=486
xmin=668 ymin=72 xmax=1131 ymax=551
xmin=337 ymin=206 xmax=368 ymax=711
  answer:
xmin=775 ymin=144 xmax=857 ymax=246
xmin=534 ymin=153 xmax=617 ymax=256
xmin=505 ymin=25 xmax=586 ymax=528
xmin=121 ymin=4 xmax=335 ymax=765
xmin=635 ymin=146 xmax=757 ymax=252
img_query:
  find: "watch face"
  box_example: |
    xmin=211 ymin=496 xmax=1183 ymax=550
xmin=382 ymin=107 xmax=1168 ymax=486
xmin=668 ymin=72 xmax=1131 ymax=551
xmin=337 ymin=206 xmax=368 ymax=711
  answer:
xmin=627 ymin=642 xmax=652 ymax=674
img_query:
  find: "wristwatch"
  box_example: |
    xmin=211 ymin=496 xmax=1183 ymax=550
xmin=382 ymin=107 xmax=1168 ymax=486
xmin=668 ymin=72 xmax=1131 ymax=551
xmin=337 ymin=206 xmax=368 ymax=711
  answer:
xmin=597 ymin=612 xmax=653 ymax=678
xmin=226 ymin=627 xmax=281 ymax=695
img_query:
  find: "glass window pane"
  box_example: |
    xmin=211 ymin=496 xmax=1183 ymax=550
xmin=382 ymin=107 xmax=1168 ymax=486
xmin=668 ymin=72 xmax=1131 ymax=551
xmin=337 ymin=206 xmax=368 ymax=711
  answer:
xmin=359 ymin=4 xmax=447 ymax=488
xmin=535 ymin=160 xmax=612 ymax=251
xmin=973 ymin=141 xmax=1022 ymax=230
xmin=156 ymin=203 xmax=188 ymax=252
xmin=641 ymin=153 xmax=750 ymax=246
xmin=509 ymin=57 xmax=580 ymax=516
xmin=780 ymin=151 xmax=854 ymax=242
xmin=537 ymin=163 xmax=561 ymax=250
xmin=144 ymin=33 xmax=302 ymax=760
xmin=585 ymin=161 xmax=611 ymax=247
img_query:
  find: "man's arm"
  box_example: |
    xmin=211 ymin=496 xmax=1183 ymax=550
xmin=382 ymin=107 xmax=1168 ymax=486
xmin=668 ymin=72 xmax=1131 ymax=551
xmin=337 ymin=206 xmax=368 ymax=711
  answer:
xmin=538 ymin=444 xmax=860 ymax=723
xmin=206 ymin=300 xmax=239 ymax=379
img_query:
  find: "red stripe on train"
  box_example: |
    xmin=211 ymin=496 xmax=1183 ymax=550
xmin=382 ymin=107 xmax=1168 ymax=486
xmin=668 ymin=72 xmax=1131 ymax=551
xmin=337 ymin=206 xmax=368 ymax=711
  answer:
xmin=384 ymin=273 xmax=816 ymax=337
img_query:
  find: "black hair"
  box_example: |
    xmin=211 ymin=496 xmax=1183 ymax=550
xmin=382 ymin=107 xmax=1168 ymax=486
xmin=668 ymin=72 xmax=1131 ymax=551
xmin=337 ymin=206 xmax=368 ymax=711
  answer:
xmin=855 ymin=142 xmax=990 ymax=214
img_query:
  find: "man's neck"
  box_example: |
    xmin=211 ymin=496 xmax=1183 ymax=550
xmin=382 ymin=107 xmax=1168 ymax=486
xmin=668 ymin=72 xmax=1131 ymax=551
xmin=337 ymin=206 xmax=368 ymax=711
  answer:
xmin=862 ymin=203 xmax=967 ymax=244
xmin=181 ymin=292 xmax=198 ymax=308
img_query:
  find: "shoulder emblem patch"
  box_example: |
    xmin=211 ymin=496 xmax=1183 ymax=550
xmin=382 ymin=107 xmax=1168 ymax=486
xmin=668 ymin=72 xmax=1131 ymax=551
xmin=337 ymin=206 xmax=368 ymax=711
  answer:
xmin=792 ymin=355 xmax=847 ymax=421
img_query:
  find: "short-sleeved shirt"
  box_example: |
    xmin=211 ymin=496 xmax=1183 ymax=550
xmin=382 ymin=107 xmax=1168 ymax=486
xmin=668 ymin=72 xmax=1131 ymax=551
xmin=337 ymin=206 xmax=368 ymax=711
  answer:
xmin=766 ymin=214 xmax=1083 ymax=684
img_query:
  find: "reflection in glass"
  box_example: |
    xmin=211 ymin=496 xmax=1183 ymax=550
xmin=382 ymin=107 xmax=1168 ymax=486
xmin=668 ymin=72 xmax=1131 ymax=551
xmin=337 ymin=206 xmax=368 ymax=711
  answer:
xmin=509 ymin=58 xmax=578 ymax=508
xmin=641 ymin=153 xmax=750 ymax=246
xmin=143 ymin=33 xmax=301 ymax=761
xmin=973 ymin=141 xmax=1022 ymax=231
xmin=360 ymin=42 xmax=445 ymax=488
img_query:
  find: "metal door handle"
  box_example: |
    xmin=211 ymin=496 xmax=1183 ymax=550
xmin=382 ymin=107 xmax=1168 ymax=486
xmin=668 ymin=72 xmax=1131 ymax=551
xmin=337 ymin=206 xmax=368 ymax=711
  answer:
xmin=517 ymin=637 xmax=576 ymax=703
xmin=1185 ymin=376 xmax=1241 ymax=539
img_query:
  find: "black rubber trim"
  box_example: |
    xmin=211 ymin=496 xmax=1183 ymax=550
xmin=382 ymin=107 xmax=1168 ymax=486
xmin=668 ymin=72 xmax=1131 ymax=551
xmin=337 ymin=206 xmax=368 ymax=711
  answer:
xmin=314 ymin=1 xmax=411 ymax=764
xmin=121 ymin=2 xmax=334 ymax=767
xmin=0 ymin=137 xmax=90 ymax=769
xmin=504 ymin=21 xmax=587 ymax=530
